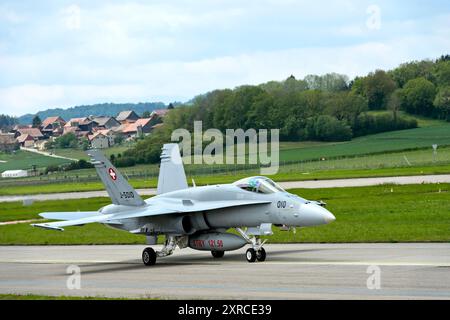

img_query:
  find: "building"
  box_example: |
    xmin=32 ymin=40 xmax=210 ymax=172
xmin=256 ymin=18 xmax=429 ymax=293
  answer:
xmin=119 ymin=118 xmax=153 ymax=138
xmin=40 ymin=116 xmax=66 ymax=137
xmin=149 ymin=108 xmax=170 ymax=126
xmin=16 ymin=134 xmax=35 ymax=147
xmin=63 ymin=117 xmax=98 ymax=138
xmin=89 ymin=132 xmax=111 ymax=149
xmin=0 ymin=133 xmax=19 ymax=152
xmin=1 ymin=170 xmax=28 ymax=178
xmin=91 ymin=116 xmax=120 ymax=129
xmin=14 ymin=127 xmax=44 ymax=140
xmin=116 ymin=110 xmax=140 ymax=124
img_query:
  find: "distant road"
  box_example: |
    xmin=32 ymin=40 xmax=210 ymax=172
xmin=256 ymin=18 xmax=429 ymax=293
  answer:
xmin=20 ymin=147 xmax=78 ymax=161
xmin=0 ymin=174 xmax=449 ymax=202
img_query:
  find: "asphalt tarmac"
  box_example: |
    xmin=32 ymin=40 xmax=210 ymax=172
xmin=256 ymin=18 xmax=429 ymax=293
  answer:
xmin=0 ymin=243 xmax=448 ymax=299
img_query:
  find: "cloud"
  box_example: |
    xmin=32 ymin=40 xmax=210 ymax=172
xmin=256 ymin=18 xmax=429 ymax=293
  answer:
xmin=0 ymin=1 xmax=449 ymax=115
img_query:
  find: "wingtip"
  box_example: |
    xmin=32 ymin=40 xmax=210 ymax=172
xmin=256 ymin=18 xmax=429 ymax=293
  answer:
xmin=31 ymin=223 xmax=64 ymax=231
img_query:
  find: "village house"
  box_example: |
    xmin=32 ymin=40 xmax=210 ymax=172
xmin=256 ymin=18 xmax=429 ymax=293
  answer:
xmin=119 ymin=118 xmax=153 ymax=139
xmin=116 ymin=110 xmax=140 ymax=124
xmin=88 ymin=132 xmax=111 ymax=149
xmin=14 ymin=127 xmax=44 ymax=141
xmin=40 ymin=116 xmax=66 ymax=138
xmin=0 ymin=132 xmax=19 ymax=152
xmin=149 ymin=108 xmax=170 ymax=126
xmin=16 ymin=134 xmax=35 ymax=147
xmin=91 ymin=116 xmax=120 ymax=129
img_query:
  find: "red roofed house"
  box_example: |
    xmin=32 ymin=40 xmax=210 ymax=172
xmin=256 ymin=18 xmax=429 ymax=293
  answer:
xmin=40 ymin=116 xmax=66 ymax=137
xmin=149 ymin=108 xmax=170 ymax=126
xmin=16 ymin=134 xmax=35 ymax=147
xmin=14 ymin=127 xmax=44 ymax=140
xmin=119 ymin=118 xmax=153 ymax=138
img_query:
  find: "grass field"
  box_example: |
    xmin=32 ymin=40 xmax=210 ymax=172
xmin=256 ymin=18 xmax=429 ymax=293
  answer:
xmin=0 ymin=184 xmax=448 ymax=244
xmin=1 ymin=120 xmax=449 ymax=195
xmin=1 ymin=162 xmax=450 ymax=196
xmin=0 ymin=150 xmax=71 ymax=171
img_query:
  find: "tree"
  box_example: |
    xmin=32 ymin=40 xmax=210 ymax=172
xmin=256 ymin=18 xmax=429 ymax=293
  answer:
xmin=0 ymin=114 xmax=17 ymax=130
xmin=399 ymin=77 xmax=436 ymax=116
xmin=434 ymin=86 xmax=450 ymax=121
xmin=434 ymin=61 xmax=450 ymax=86
xmin=354 ymin=70 xmax=397 ymax=110
xmin=54 ymin=133 xmax=78 ymax=148
xmin=168 ymin=103 xmax=174 ymax=109
xmin=142 ymin=111 xmax=151 ymax=118
xmin=304 ymin=73 xmax=348 ymax=92
xmin=390 ymin=60 xmax=435 ymax=87
xmin=32 ymin=115 xmax=42 ymax=128
xmin=325 ymin=92 xmax=368 ymax=127
xmin=387 ymin=89 xmax=402 ymax=122
xmin=306 ymin=115 xmax=352 ymax=142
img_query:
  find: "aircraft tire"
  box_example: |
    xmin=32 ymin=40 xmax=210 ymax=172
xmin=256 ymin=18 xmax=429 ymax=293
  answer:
xmin=246 ymin=248 xmax=257 ymax=263
xmin=142 ymin=247 xmax=157 ymax=266
xmin=256 ymin=248 xmax=266 ymax=262
xmin=211 ymin=250 xmax=225 ymax=258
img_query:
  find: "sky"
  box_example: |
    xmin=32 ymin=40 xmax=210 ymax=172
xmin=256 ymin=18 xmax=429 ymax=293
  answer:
xmin=0 ymin=0 xmax=449 ymax=116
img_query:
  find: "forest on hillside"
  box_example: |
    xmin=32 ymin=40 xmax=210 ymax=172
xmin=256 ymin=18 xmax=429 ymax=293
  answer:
xmin=16 ymin=102 xmax=167 ymax=125
xmin=122 ymin=55 xmax=450 ymax=166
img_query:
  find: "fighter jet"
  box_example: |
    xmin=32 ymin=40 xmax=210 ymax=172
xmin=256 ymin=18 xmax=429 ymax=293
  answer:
xmin=32 ymin=144 xmax=335 ymax=265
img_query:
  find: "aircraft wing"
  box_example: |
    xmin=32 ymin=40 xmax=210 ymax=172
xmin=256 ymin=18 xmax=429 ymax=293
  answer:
xmin=32 ymin=200 xmax=270 ymax=231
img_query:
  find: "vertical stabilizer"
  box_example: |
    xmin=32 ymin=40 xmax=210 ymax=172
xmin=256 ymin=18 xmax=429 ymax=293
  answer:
xmin=86 ymin=149 xmax=145 ymax=206
xmin=157 ymin=144 xmax=188 ymax=194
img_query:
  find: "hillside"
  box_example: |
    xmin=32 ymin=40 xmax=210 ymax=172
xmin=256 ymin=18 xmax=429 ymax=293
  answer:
xmin=18 ymin=102 xmax=166 ymax=124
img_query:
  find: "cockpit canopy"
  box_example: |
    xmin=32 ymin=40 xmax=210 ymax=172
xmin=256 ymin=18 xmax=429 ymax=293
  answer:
xmin=233 ymin=176 xmax=285 ymax=194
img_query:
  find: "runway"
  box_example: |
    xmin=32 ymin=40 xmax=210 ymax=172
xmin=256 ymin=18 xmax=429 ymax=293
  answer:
xmin=0 ymin=243 xmax=449 ymax=299
xmin=1 ymin=174 xmax=449 ymax=202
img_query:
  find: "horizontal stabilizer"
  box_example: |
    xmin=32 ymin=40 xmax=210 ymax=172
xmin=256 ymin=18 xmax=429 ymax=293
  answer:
xmin=39 ymin=211 xmax=100 ymax=221
xmin=32 ymin=213 xmax=116 ymax=231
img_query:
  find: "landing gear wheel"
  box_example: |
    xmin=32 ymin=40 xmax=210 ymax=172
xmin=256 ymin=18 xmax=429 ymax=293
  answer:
xmin=142 ymin=247 xmax=156 ymax=266
xmin=211 ymin=251 xmax=225 ymax=258
xmin=256 ymin=248 xmax=266 ymax=262
xmin=246 ymin=248 xmax=257 ymax=263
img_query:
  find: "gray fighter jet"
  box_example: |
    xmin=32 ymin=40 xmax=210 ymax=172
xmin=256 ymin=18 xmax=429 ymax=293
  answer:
xmin=32 ymin=144 xmax=335 ymax=265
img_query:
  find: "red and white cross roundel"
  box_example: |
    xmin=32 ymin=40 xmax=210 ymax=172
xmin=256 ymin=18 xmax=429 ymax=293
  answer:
xmin=108 ymin=168 xmax=117 ymax=181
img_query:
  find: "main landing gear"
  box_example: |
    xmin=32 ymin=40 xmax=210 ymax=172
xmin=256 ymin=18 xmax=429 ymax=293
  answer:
xmin=142 ymin=247 xmax=156 ymax=266
xmin=246 ymin=247 xmax=266 ymax=263
xmin=142 ymin=235 xmax=187 ymax=266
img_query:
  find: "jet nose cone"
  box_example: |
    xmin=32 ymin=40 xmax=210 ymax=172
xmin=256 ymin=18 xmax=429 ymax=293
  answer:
xmin=323 ymin=210 xmax=336 ymax=224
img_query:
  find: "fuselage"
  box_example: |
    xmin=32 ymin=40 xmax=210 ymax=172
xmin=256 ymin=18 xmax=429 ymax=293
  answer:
xmin=99 ymin=182 xmax=335 ymax=235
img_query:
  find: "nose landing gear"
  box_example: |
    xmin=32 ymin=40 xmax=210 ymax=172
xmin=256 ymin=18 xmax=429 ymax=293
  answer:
xmin=236 ymin=227 xmax=268 ymax=263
